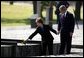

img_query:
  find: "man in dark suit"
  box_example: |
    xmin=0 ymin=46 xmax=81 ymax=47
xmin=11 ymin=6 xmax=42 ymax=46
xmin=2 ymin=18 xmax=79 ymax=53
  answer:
xmin=58 ymin=5 xmax=75 ymax=54
xmin=25 ymin=17 xmax=57 ymax=55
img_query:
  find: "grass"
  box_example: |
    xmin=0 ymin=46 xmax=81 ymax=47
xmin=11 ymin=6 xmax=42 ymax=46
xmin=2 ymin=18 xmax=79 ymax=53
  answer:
xmin=1 ymin=2 xmax=83 ymax=26
xmin=1 ymin=2 xmax=33 ymax=19
xmin=1 ymin=2 xmax=33 ymax=26
xmin=1 ymin=18 xmax=30 ymax=26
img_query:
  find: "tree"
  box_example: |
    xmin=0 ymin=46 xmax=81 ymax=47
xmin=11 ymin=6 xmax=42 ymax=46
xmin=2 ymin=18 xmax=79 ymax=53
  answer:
xmin=41 ymin=1 xmax=50 ymax=19
xmin=33 ymin=1 xmax=37 ymax=14
xmin=10 ymin=1 xmax=13 ymax=5
xmin=48 ymin=1 xmax=53 ymax=27
xmin=41 ymin=1 xmax=54 ymax=27
xmin=32 ymin=1 xmax=54 ymax=27
xmin=33 ymin=1 xmax=53 ymax=19
xmin=74 ymin=1 xmax=82 ymax=29
xmin=74 ymin=1 xmax=82 ymax=21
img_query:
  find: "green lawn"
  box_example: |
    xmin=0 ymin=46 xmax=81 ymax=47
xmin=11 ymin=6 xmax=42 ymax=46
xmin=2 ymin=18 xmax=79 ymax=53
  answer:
xmin=1 ymin=2 xmax=83 ymax=26
xmin=1 ymin=2 xmax=33 ymax=26
xmin=1 ymin=2 xmax=33 ymax=19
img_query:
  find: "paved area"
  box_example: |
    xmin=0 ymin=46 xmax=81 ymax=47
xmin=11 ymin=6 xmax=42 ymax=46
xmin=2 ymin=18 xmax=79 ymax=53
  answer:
xmin=1 ymin=24 xmax=83 ymax=57
xmin=1 ymin=24 xmax=83 ymax=45
xmin=32 ymin=48 xmax=83 ymax=57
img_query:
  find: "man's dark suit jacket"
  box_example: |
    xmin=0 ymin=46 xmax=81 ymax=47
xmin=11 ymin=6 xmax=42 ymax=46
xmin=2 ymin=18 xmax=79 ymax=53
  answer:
xmin=29 ymin=24 xmax=57 ymax=41
xmin=58 ymin=11 xmax=75 ymax=33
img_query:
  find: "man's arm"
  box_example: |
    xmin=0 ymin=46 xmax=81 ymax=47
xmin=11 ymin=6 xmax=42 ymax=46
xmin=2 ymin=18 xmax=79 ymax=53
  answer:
xmin=70 ymin=14 xmax=75 ymax=33
xmin=58 ymin=18 xmax=61 ymax=32
xmin=69 ymin=14 xmax=75 ymax=37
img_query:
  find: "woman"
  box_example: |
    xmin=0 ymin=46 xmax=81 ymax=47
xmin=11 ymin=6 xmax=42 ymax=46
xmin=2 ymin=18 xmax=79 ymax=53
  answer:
xmin=24 ymin=17 xmax=57 ymax=55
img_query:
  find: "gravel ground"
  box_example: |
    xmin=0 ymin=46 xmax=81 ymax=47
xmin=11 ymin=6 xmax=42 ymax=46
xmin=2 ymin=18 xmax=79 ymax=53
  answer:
xmin=1 ymin=24 xmax=83 ymax=45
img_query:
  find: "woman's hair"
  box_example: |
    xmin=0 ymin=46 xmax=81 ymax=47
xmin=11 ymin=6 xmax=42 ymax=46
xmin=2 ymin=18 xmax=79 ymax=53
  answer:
xmin=36 ymin=17 xmax=43 ymax=24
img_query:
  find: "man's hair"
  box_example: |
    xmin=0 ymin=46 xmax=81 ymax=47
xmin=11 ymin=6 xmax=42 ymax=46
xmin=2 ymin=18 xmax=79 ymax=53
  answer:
xmin=59 ymin=5 xmax=66 ymax=11
xmin=36 ymin=17 xmax=43 ymax=24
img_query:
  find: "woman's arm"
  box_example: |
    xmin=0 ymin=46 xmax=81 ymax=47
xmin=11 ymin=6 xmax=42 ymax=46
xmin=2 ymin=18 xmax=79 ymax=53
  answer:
xmin=23 ymin=28 xmax=39 ymax=44
xmin=28 ymin=28 xmax=38 ymax=39
xmin=47 ymin=25 xmax=57 ymax=35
